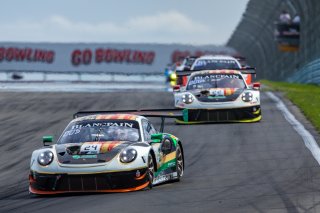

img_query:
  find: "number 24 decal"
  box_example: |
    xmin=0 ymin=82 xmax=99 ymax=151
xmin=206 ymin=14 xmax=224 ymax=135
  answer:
xmin=81 ymin=144 xmax=102 ymax=154
xmin=84 ymin=145 xmax=98 ymax=151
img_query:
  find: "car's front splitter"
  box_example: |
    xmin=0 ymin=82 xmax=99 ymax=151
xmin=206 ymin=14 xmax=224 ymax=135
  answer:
xmin=176 ymin=106 xmax=261 ymax=124
xmin=29 ymin=167 xmax=149 ymax=194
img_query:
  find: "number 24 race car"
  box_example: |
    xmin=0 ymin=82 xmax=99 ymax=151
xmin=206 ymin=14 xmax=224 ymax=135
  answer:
xmin=29 ymin=110 xmax=184 ymax=195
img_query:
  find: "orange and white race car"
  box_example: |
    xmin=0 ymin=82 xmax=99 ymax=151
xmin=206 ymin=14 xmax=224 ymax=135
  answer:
xmin=174 ymin=55 xmax=254 ymax=89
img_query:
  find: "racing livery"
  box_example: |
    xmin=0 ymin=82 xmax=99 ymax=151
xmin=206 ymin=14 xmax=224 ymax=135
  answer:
xmin=174 ymin=55 xmax=254 ymax=88
xmin=175 ymin=56 xmax=198 ymax=86
xmin=29 ymin=112 xmax=184 ymax=195
xmin=174 ymin=70 xmax=261 ymax=123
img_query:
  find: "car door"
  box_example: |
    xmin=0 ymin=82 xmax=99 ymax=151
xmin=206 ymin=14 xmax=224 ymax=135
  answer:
xmin=142 ymin=119 xmax=175 ymax=170
xmin=141 ymin=119 xmax=163 ymax=167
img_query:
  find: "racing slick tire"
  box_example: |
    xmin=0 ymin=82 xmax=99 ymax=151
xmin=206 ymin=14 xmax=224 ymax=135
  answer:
xmin=147 ymin=153 xmax=155 ymax=189
xmin=175 ymin=143 xmax=184 ymax=182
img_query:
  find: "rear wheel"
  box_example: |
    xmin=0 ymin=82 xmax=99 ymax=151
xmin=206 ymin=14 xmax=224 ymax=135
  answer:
xmin=147 ymin=153 xmax=155 ymax=189
xmin=176 ymin=144 xmax=184 ymax=181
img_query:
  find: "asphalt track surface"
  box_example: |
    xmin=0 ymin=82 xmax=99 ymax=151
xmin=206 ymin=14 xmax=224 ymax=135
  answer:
xmin=0 ymin=91 xmax=320 ymax=213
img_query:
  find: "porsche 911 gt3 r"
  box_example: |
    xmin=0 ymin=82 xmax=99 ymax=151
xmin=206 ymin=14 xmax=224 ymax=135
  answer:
xmin=173 ymin=55 xmax=254 ymax=89
xmin=174 ymin=70 xmax=261 ymax=124
xmin=190 ymin=55 xmax=242 ymax=71
xmin=175 ymin=56 xmax=198 ymax=86
xmin=29 ymin=111 xmax=184 ymax=195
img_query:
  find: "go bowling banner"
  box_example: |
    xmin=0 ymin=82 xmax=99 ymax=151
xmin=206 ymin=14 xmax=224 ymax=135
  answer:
xmin=0 ymin=42 xmax=237 ymax=74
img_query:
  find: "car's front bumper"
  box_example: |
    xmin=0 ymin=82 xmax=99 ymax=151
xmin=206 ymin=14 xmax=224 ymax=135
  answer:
xmin=176 ymin=106 xmax=261 ymax=124
xmin=29 ymin=167 xmax=149 ymax=194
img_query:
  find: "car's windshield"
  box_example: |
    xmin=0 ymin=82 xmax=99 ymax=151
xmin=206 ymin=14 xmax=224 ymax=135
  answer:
xmin=187 ymin=73 xmax=246 ymax=90
xmin=192 ymin=59 xmax=240 ymax=71
xmin=58 ymin=120 xmax=140 ymax=144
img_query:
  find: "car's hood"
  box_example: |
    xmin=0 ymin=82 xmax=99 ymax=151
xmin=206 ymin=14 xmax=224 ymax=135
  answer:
xmin=54 ymin=141 xmax=133 ymax=164
xmin=190 ymin=88 xmax=244 ymax=102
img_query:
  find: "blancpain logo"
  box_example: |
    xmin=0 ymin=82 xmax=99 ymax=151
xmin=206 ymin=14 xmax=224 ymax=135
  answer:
xmin=72 ymin=122 xmax=133 ymax=129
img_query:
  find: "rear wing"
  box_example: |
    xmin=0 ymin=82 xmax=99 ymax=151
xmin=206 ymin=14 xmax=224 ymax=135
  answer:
xmin=73 ymin=108 xmax=182 ymax=119
xmin=73 ymin=109 xmax=183 ymax=132
xmin=176 ymin=67 xmax=256 ymax=77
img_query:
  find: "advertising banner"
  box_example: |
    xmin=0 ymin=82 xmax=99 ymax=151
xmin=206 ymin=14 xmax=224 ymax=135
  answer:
xmin=0 ymin=42 xmax=237 ymax=74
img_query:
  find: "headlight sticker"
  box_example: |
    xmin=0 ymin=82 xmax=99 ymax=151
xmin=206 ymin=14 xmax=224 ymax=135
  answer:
xmin=38 ymin=151 xmax=54 ymax=166
xmin=120 ymin=148 xmax=137 ymax=163
xmin=241 ymin=92 xmax=253 ymax=102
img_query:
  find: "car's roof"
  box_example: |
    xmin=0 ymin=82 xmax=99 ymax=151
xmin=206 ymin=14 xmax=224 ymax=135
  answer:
xmin=195 ymin=55 xmax=238 ymax=60
xmin=73 ymin=114 xmax=141 ymax=122
xmin=190 ymin=69 xmax=242 ymax=76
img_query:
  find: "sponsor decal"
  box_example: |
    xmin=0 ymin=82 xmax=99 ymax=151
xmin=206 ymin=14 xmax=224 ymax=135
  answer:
xmin=167 ymin=161 xmax=176 ymax=167
xmin=195 ymin=74 xmax=240 ymax=80
xmin=171 ymin=50 xmax=232 ymax=63
xmin=196 ymin=59 xmax=237 ymax=66
xmin=136 ymin=170 xmax=141 ymax=178
xmin=153 ymin=173 xmax=174 ymax=185
xmin=188 ymin=74 xmax=241 ymax=86
xmin=80 ymin=143 xmax=102 ymax=154
xmin=172 ymin=172 xmax=178 ymax=178
xmin=63 ymin=129 xmax=81 ymax=137
xmin=72 ymin=155 xmax=97 ymax=159
xmin=71 ymin=122 xmax=134 ymax=129
xmin=209 ymin=89 xmax=224 ymax=96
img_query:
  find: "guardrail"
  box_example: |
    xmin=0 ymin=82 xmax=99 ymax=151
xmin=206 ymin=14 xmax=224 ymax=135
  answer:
xmin=288 ymin=59 xmax=320 ymax=84
xmin=0 ymin=70 xmax=166 ymax=83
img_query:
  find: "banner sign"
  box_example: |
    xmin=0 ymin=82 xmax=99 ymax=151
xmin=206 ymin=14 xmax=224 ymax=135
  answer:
xmin=0 ymin=42 xmax=238 ymax=74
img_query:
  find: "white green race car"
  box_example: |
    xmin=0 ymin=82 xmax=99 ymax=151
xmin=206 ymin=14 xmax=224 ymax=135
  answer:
xmin=174 ymin=69 xmax=261 ymax=124
xmin=29 ymin=110 xmax=184 ymax=195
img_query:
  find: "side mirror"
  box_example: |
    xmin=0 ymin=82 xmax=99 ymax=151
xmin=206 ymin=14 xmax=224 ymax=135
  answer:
xmin=173 ymin=85 xmax=180 ymax=92
xmin=150 ymin=133 xmax=162 ymax=144
xmin=252 ymin=82 xmax=261 ymax=90
xmin=43 ymin=136 xmax=53 ymax=146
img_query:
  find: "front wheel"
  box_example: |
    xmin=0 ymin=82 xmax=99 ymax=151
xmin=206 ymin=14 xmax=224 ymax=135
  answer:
xmin=175 ymin=144 xmax=184 ymax=181
xmin=147 ymin=153 xmax=155 ymax=189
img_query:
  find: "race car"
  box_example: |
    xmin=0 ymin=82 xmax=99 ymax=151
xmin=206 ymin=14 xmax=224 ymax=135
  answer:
xmin=174 ymin=55 xmax=254 ymax=89
xmin=175 ymin=56 xmax=198 ymax=86
xmin=174 ymin=70 xmax=261 ymax=124
xmin=29 ymin=110 xmax=184 ymax=195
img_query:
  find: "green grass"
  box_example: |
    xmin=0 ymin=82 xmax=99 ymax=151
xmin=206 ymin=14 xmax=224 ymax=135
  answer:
xmin=261 ymin=80 xmax=320 ymax=132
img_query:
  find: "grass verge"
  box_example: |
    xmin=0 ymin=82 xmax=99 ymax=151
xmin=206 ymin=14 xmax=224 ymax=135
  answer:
xmin=261 ymin=80 xmax=320 ymax=132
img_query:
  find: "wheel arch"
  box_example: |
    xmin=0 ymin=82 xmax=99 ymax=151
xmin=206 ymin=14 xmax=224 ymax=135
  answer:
xmin=149 ymin=149 xmax=157 ymax=172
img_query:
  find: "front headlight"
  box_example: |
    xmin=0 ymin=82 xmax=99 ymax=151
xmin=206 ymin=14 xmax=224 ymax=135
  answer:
xmin=37 ymin=151 xmax=54 ymax=166
xmin=120 ymin=148 xmax=137 ymax=163
xmin=241 ymin=92 xmax=253 ymax=102
xmin=182 ymin=93 xmax=194 ymax=104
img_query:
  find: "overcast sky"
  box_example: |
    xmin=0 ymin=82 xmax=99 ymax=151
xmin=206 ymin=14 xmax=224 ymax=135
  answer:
xmin=0 ymin=0 xmax=249 ymax=45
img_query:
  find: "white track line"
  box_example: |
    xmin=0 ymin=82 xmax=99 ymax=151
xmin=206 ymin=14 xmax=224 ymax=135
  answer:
xmin=0 ymin=82 xmax=168 ymax=92
xmin=266 ymin=92 xmax=320 ymax=164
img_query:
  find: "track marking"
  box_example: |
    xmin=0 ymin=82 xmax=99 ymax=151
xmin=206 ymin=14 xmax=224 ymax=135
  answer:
xmin=0 ymin=82 xmax=168 ymax=92
xmin=266 ymin=92 xmax=320 ymax=164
